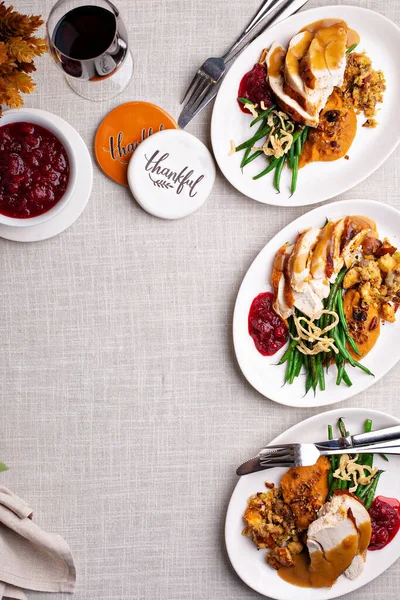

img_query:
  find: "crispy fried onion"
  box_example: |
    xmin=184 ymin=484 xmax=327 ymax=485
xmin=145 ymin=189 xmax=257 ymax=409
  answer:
xmin=333 ymin=453 xmax=378 ymax=493
xmin=253 ymin=110 xmax=295 ymax=159
xmin=291 ymin=310 xmax=339 ymax=355
xmin=228 ymin=140 xmax=236 ymax=156
xmin=245 ymin=102 xmax=259 ymax=119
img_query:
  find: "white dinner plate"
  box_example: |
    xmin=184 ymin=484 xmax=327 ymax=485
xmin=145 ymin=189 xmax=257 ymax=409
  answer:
xmin=211 ymin=6 xmax=400 ymax=207
xmin=226 ymin=407 xmax=400 ymax=600
xmin=233 ymin=199 xmax=400 ymax=407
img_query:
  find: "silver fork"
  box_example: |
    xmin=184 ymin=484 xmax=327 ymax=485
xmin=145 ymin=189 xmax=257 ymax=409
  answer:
xmin=237 ymin=442 xmax=400 ymax=475
xmin=180 ymin=0 xmax=287 ymax=116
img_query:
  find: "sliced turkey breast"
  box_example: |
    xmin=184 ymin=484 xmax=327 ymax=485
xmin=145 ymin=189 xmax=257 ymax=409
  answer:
xmin=309 ymin=278 xmax=330 ymax=301
xmin=283 ymin=31 xmax=331 ymax=120
xmin=310 ymin=222 xmax=334 ymax=280
xmin=342 ymin=229 xmax=370 ymax=268
xmin=271 ymin=244 xmax=294 ymax=319
xmin=327 ymin=218 xmax=346 ymax=282
xmin=265 ymin=42 xmax=319 ymax=128
xmin=288 ymin=227 xmax=321 ymax=293
xmin=293 ymin=286 xmax=323 ymax=319
xmin=283 ymin=32 xmax=313 ymax=109
xmin=307 ymin=492 xmax=372 ymax=584
xmin=299 ymin=23 xmax=347 ymax=92
xmin=319 ymin=492 xmax=372 ymax=556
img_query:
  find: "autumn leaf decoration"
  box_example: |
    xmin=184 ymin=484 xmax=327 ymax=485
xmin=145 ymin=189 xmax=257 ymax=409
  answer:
xmin=0 ymin=1 xmax=46 ymax=116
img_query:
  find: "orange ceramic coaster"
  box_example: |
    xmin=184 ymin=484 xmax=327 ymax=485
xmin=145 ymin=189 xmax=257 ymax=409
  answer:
xmin=94 ymin=102 xmax=178 ymax=186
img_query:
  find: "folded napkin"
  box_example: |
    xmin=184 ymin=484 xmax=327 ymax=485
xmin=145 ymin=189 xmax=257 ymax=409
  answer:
xmin=0 ymin=486 xmax=76 ymax=600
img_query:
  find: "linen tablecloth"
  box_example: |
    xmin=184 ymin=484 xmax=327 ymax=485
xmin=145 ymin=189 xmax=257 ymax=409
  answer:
xmin=1 ymin=0 xmax=400 ymax=598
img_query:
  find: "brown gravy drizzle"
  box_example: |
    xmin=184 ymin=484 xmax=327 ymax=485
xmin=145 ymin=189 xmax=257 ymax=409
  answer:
xmin=278 ymin=534 xmax=359 ymax=588
xmin=300 ymin=19 xmax=360 ymax=48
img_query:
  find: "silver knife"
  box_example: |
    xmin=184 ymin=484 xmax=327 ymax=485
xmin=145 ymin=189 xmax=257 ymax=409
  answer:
xmin=314 ymin=424 xmax=400 ymax=450
xmin=178 ymin=0 xmax=309 ymax=129
xmin=237 ymin=424 xmax=400 ymax=476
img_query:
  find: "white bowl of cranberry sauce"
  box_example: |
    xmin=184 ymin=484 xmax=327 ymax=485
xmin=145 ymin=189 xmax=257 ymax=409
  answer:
xmin=0 ymin=109 xmax=77 ymax=227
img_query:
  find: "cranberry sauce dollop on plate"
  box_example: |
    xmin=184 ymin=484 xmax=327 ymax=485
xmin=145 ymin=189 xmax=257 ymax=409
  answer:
xmin=237 ymin=63 xmax=274 ymax=113
xmin=248 ymin=291 xmax=288 ymax=356
xmin=368 ymin=496 xmax=400 ymax=551
xmin=0 ymin=121 xmax=70 ymax=219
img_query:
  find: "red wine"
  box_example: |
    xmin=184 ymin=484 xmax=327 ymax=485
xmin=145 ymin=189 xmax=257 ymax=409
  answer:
xmin=53 ymin=5 xmax=116 ymax=60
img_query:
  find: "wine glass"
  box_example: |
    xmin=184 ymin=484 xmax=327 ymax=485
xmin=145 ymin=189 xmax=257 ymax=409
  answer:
xmin=47 ymin=0 xmax=133 ymax=101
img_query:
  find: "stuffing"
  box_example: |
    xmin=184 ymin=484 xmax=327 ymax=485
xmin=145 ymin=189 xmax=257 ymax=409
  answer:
xmin=359 ymin=260 xmax=382 ymax=285
xmin=267 ymin=547 xmax=295 ymax=570
xmin=381 ymin=302 xmax=396 ymax=323
xmin=377 ymin=253 xmax=397 ymax=274
xmin=343 ymin=267 xmax=361 ymax=289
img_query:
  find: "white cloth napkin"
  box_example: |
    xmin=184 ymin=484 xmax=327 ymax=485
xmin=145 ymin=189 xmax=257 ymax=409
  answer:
xmin=0 ymin=486 xmax=76 ymax=600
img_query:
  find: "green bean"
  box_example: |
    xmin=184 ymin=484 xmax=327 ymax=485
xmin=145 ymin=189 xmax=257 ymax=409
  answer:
xmin=336 ymin=359 xmax=344 ymax=386
xmin=336 ymin=290 xmax=360 ymax=356
xmin=338 ymin=418 xmax=347 ymax=438
xmin=277 ymin=339 xmax=297 ymax=365
xmin=317 ymin=354 xmax=325 ymax=391
xmin=242 ymin=150 xmax=263 ymax=167
xmin=253 ymin=157 xmax=278 ymax=180
xmin=327 ymin=267 xmax=348 ymax=312
xmin=295 ymin=351 xmax=303 ymax=377
xmin=289 ymin=143 xmax=295 ymax=169
xmin=292 ymin=130 xmax=302 ymax=143
xmin=285 ymin=351 xmax=295 ymax=383
xmin=380 ymin=454 xmax=389 ymax=462
xmin=240 ymin=147 xmax=252 ymax=169
xmin=304 ymin=372 xmax=313 ymax=396
xmin=235 ymin=125 xmax=271 ymax=151
xmin=321 ymin=269 xmax=347 ymax=333
xmin=290 ymin=350 xmax=303 ymax=383
xmin=295 ymin=135 xmax=302 ymax=156
xmin=346 ymin=43 xmax=358 ymax=54
xmin=332 ymin=325 xmax=375 ymax=377
xmin=355 ymin=421 xmax=375 ymax=496
xmin=290 ymin=156 xmax=299 ymax=196
xmin=274 ymin=156 xmax=285 ymax=192
xmin=352 ymin=358 xmax=374 ymax=377
xmin=365 ymin=470 xmax=384 ymax=510
xmin=342 ymin=369 xmax=353 ymax=387
xmin=238 ymin=97 xmax=254 ymax=106
xmin=328 ymin=424 xmax=336 ymax=481
xmin=250 ymin=105 xmax=276 ymax=126
xmin=241 ymin=118 xmax=268 ymax=167
xmin=301 ymin=126 xmax=309 ymax=146
xmin=310 ymin=356 xmax=317 ymax=393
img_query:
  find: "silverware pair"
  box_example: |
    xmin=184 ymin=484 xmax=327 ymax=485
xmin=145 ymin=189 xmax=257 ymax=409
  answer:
xmin=178 ymin=0 xmax=309 ymax=128
xmin=237 ymin=424 xmax=400 ymax=474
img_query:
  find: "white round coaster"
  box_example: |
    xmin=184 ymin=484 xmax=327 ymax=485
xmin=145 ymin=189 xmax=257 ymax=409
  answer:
xmin=0 ymin=111 xmax=93 ymax=243
xmin=127 ymin=129 xmax=215 ymax=219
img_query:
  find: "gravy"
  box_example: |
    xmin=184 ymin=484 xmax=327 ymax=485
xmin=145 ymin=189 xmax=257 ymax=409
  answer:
xmin=300 ymin=18 xmax=360 ymax=48
xmin=278 ymin=534 xmax=359 ymax=588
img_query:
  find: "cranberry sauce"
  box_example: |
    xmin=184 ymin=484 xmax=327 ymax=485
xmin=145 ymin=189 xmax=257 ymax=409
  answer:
xmin=237 ymin=63 xmax=273 ymax=113
xmin=0 ymin=121 xmax=70 ymax=219
xmin=248 ymin=292 xmax=288 ymax=356
xmin=368 ymin=496 xmax=400 ymax=551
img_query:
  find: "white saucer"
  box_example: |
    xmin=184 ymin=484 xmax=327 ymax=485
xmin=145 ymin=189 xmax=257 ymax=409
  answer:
xmin=0 ymin=110 xmax=93 ymax=242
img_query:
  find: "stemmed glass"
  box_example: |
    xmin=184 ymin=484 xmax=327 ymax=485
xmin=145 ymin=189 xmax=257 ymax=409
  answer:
xmin=47 ymin=0 xmax=133 ymax=101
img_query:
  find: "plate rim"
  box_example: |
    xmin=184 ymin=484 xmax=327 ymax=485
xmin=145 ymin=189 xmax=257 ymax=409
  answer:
xmin=225 ymin=407 xmax=400 ymax=600
xmin=232 ymin=198 xmax=400 ymax=407
xmin=210 ymin=4 xmax=400 ymax=207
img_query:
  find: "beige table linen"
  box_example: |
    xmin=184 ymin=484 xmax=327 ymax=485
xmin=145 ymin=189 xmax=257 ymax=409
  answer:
xmin=1 ymin=0 xmax=400 ymax=598
xmin=0 ymin=487 xmax=75 ymax=599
